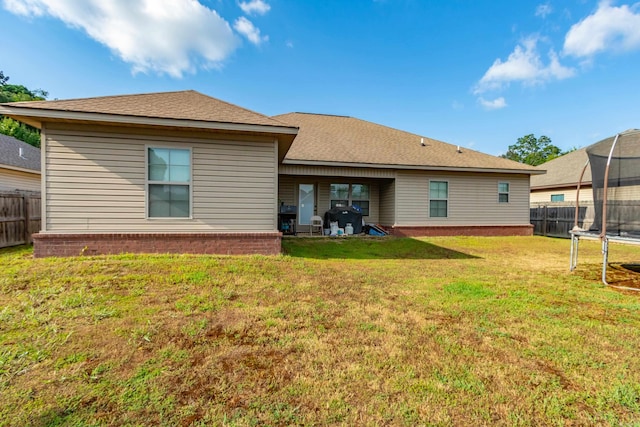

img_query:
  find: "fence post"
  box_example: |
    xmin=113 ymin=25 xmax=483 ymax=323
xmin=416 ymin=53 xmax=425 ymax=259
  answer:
xmin=24 ymin=195 xmax=31 ymax=244
xmin=543 ymin=205 xmax=548 ymax=237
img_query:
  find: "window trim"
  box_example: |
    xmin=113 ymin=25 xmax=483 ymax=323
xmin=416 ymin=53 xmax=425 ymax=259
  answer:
xmin=429 ymin=180 xmax=449 ymax=218
xmin=145 ymin=145 xmax=193 ymax=220
xmin=498 ymin=181 xmax=510 ymax=204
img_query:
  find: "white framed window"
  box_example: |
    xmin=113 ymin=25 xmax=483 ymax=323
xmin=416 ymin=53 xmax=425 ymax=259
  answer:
xmin=429 ymin=180 xmax=448 ymax=218
xmin=329 ymin=183 xmax=371 ymax=216
xmin=351 ymin=184 xmax=370 ymax=216
xmin=146 ymin=146 xmax=191 ymax=218
xmin=330 ymin=183 xmax=349 ymax=209
xmin=551 ymin=194 xmax=564 ymax=202
xmin=498 ymin=182 xmax=510 ymax=203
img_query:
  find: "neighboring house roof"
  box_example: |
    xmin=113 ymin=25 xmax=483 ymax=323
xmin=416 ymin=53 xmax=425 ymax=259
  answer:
xmin=275 ymin=112 xmax=541 ymax=174
xmin=531 ymin=148 xmax=590 ymax=190
xmin=0 ymin=134 xmax=41 ymax=173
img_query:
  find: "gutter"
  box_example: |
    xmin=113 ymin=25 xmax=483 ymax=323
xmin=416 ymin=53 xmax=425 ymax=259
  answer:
xmin=0 ymin=164 xmax=41 ymax=174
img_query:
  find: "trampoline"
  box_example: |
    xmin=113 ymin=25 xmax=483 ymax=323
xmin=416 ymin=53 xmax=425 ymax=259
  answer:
xmin=569 ymin=129 xmax=640 ymax=288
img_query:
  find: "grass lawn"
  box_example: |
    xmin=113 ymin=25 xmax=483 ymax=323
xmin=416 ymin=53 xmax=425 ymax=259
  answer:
xmin=1 ymin=236 xmax=640 ymax=426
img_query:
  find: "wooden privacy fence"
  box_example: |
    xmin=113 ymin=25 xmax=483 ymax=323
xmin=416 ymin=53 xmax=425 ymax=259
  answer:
xmin=0 ymin=192 xmax=41 ymax=248
xmin=530 ymin=204 xmax=593 ymax=238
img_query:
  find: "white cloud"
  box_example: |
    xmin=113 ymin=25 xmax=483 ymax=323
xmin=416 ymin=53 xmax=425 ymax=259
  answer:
xmin=535 ymin=3 xmax=553 ymax=18
xmin=475 ymin=37 xmax=575 ymax=94
xmin=234 ymin=16 xmax=268 ymax=45
xmin=563 ymin=1 xmax=640 ymax=58
xmin=3 ymin=0 xmax=44 ymax=15
xmin=238 ymin=0 xmax=270 ymax=16
xmin=478 ymin=97 xmax=507 ymax=110
xmin=2 ymin=0 xmax=240 ymax=78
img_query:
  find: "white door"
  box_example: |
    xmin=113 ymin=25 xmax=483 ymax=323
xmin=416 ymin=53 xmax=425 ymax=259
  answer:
xmin=298 ymin=184 xmax=314 ymax=225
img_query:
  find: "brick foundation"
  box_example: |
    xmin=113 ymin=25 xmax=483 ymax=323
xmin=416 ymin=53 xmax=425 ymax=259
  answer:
xmin=32 ymin=232 xmax=282 ymax=258
xmin=388 ymin=224 xmax=533 ymax=237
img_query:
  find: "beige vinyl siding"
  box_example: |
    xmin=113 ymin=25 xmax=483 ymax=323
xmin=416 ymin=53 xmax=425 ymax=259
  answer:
xmin=531 ymin=185 xmax=640 ymax=205
xmin=530 ymin=187 xmax=593 ymax=204
xmin=396 ymin=171 xmax=530 ymax=226
xmin=0 ymin=168 xmax=41 ymax=192
xmin=278 ymin=175 xmax=296 ymax=206
xmin=379 ymin=179 xmax=395 ymax=226
xmin=608 ymin=185 xmax=640 ymax=200
xmin=43 ymin=124 xmax=278 ymax=233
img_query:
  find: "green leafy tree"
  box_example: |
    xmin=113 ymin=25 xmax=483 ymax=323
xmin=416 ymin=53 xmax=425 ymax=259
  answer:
xmin=0 ymin=71 xmax=46 ymax=147
xmin=501 ymin=134 xmax=564 ymax=166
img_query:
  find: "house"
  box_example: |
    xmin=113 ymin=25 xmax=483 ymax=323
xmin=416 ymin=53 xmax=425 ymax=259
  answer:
xmin=530 ymin=148 xmax=591 ymax=205
xmin=0 ymin=91 xmax=541 ymax=257
xmin=0 ymin=91 xmax=298 ymax=256
xmin=0 ymin=133 xmax=41 ymax=193
xmin=275 ymin=112 xmax=541 ymax=236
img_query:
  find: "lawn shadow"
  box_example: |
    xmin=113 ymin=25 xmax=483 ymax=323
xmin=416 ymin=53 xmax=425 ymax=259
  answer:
xmin=282 ymin=236 xmax=480 ymax=260
xmin=575 ymin=263 xmax=640 ymax=291
xmin=0 ymin=244 xmax=32 ymax=256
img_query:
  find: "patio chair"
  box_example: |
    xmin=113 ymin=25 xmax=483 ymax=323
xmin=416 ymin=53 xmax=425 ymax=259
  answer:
xmin=310 ymin=215 xmax=323 ymax=236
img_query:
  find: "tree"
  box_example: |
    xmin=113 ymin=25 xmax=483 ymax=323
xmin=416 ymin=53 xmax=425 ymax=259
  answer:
xmin=501 ymin=134 xmax=564 ymax=166
xmin=0 ymin=71 xmax=46 ymax=147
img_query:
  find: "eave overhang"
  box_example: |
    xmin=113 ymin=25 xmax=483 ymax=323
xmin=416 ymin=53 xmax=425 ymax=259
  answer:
xmin=282 ymin=159 xmax=545 ymax=175
xmin=0 ymin=164 xmax=41 ymax=175
xmin=531 ymin=182 xmax=593 ymax=191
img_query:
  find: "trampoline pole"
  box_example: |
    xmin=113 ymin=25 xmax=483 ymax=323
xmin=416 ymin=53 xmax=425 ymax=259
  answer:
xmin=601 ymin=237 xmax=609 ymax=286
xmin=575 ymin=161 xmax=590 ymax=229
xmin=600 ymin=133 xmax=619 ymax=240
xmin=570 ymin=234 xmax=579 ymax=271
xmin=598 ymin=134 xmax=618 ymax=287
xmin=570 ymin=235 xmax=574 ymax=270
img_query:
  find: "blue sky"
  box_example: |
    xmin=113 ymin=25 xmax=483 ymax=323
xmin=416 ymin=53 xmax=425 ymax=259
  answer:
xmin=1 ymin=0 xmax=639 ymax=156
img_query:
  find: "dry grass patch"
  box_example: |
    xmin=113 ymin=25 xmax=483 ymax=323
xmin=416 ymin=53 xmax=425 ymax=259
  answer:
xmin=1 ymin=236 xmax=640 ymax=426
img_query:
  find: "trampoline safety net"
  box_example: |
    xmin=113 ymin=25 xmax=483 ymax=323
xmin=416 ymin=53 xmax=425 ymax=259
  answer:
xmin=587 ymin=129 xmax=640 ymax=237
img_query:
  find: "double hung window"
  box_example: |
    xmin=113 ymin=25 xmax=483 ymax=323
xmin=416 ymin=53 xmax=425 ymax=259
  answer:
xmin=429 ymin=181 xmax=448 ymax=218
xmin=498 ymin=182 xmax=510 ymax=203
xmin=147 ymin=147 xmax=191 ymax=218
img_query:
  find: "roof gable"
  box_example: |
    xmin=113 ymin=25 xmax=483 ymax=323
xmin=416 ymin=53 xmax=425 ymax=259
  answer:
xmin=4 ymin=90 xmax=290 ymax=128
xmin=531 ymin=148 xmax=590 ymax=189
xmin=274 ymin=113 xmax=539 ymax=173
xmin=0 ymin=134 xmax=40 ymax=172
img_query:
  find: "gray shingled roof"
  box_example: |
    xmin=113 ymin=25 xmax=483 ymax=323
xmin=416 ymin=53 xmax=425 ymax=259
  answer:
xmin=275 ymin=112 xmax=539 ymax=172
xmin=4 ymin=90 xmax=293 ymax=129
xmin=0 ymin=134 xmax=41 ymax=172
xmin=531 ymin=148 xmax=590 ymax=189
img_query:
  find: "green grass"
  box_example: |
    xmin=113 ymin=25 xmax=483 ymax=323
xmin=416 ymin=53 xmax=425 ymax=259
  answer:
xmin=1 ymin=236 xmax=640 ymax=426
